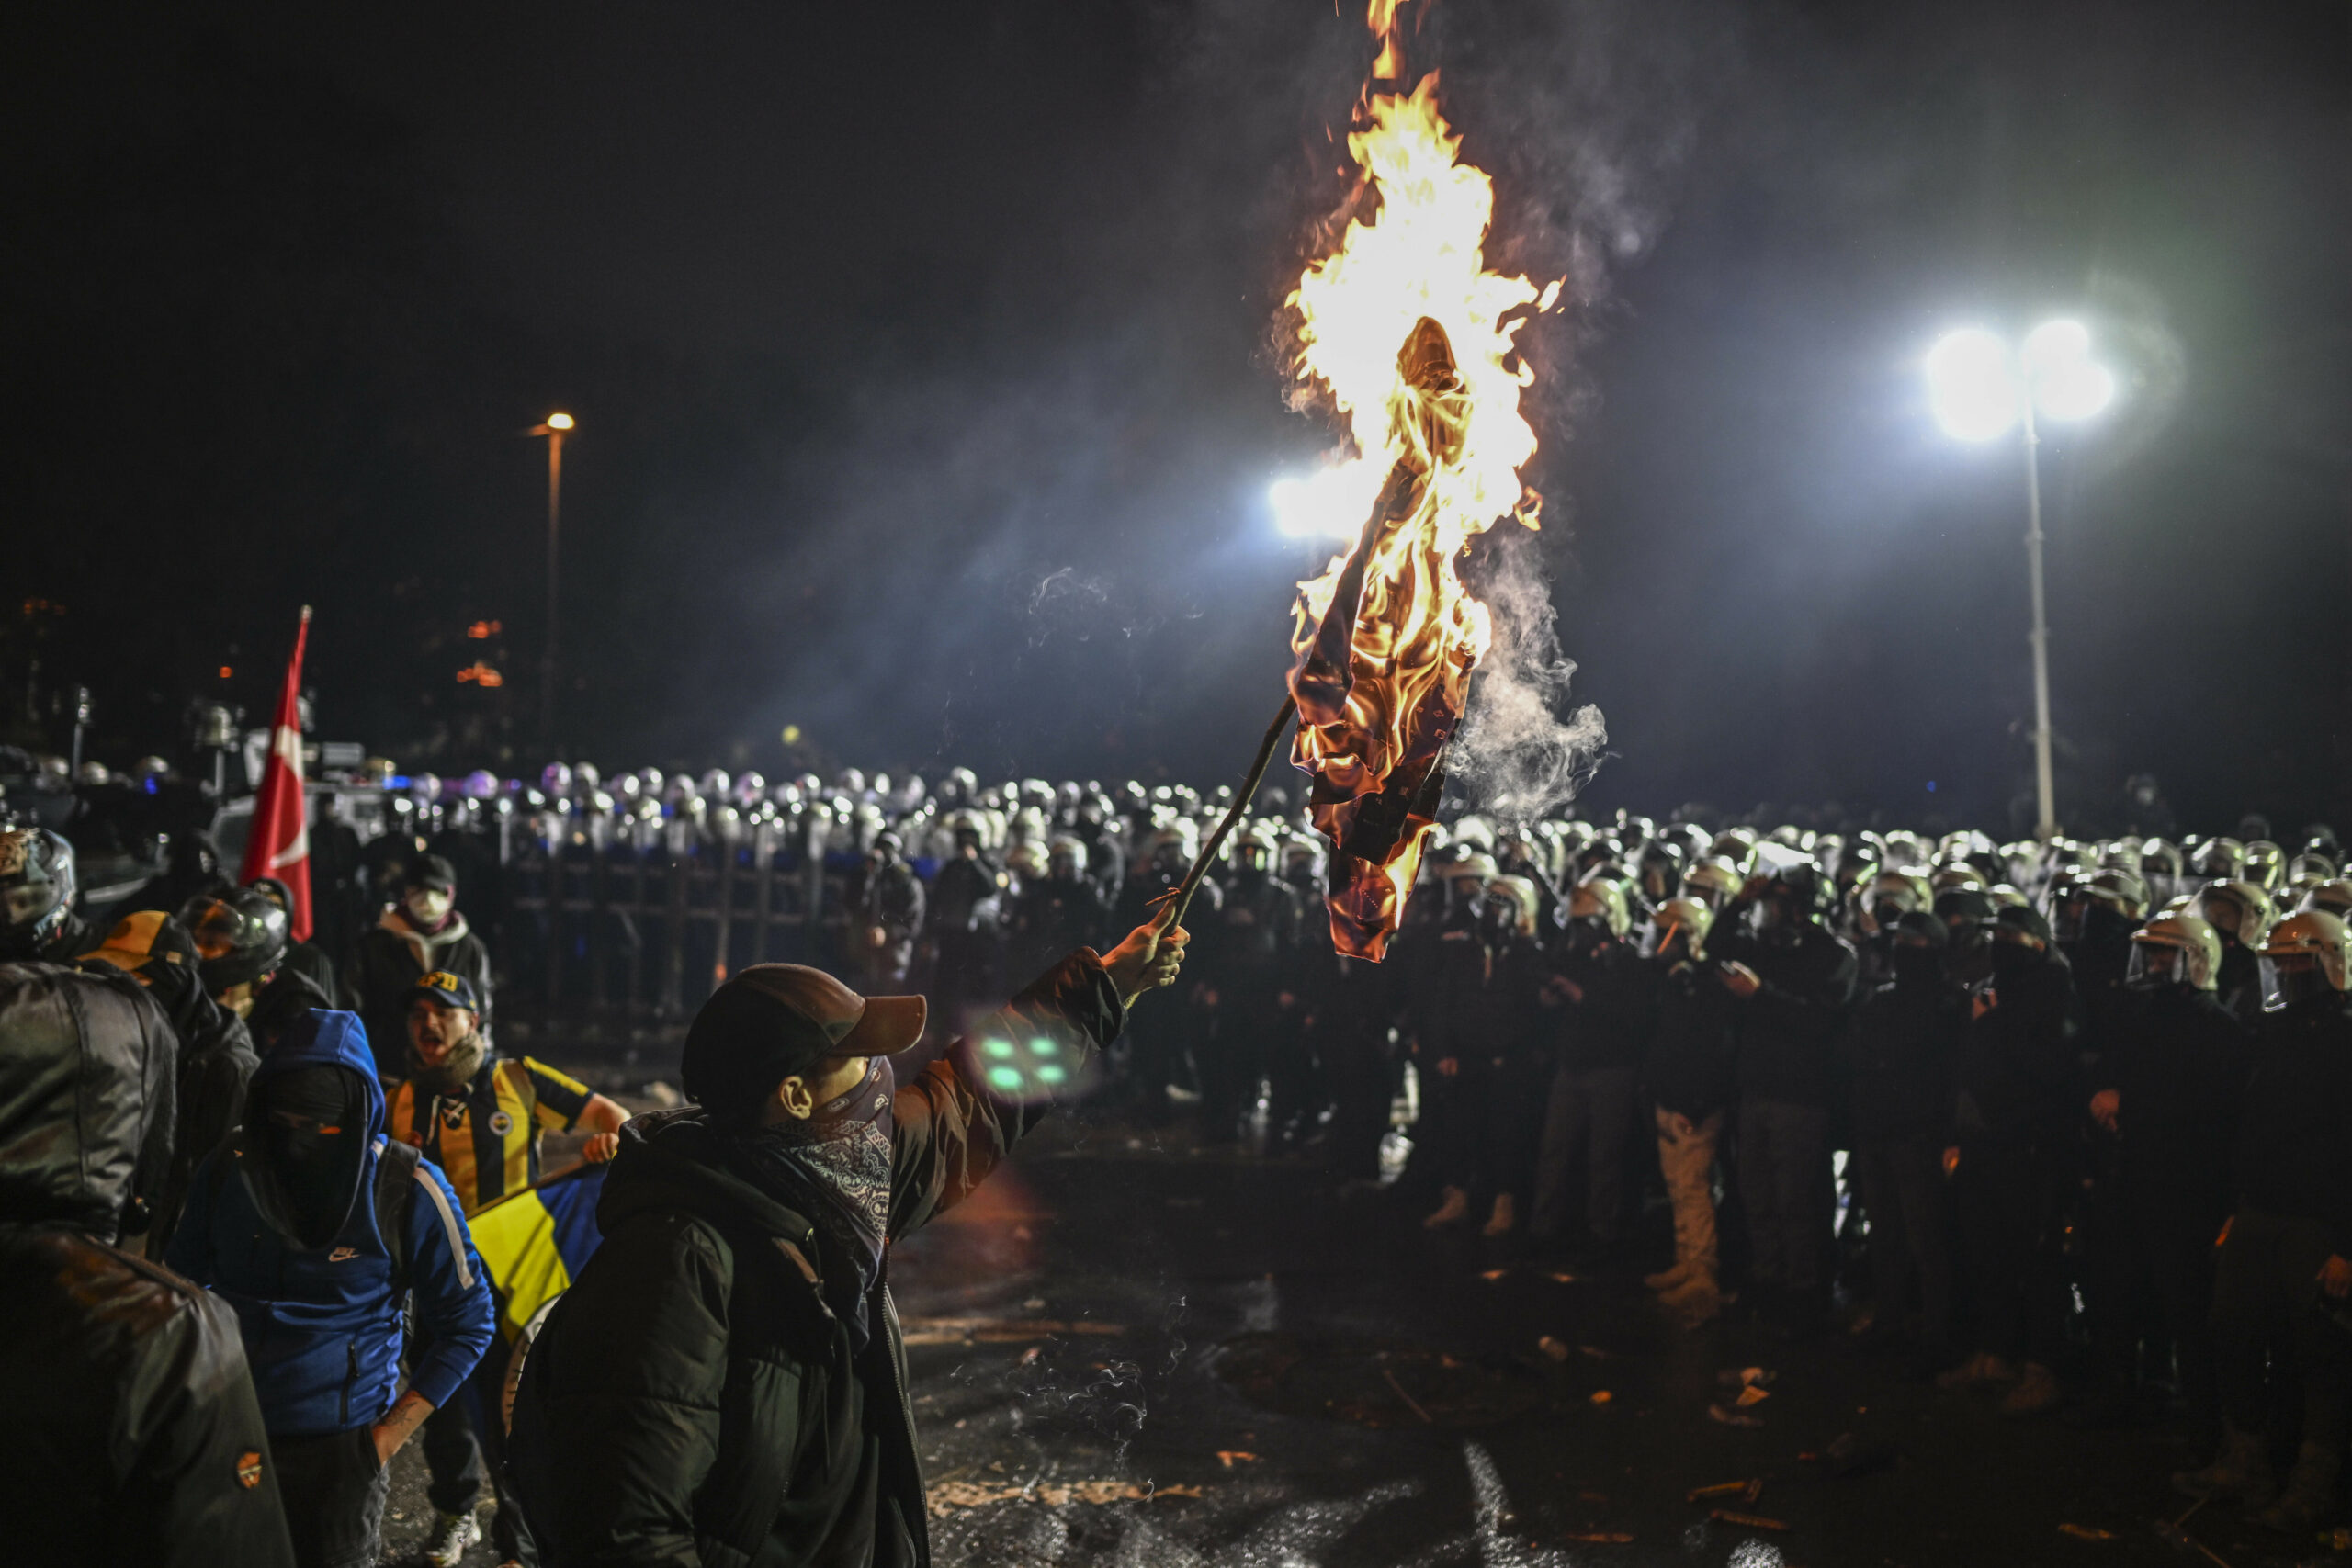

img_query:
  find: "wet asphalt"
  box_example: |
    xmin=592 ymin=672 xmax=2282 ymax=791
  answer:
xmin=379 ymin=1100 xmax=2333 ymax=1568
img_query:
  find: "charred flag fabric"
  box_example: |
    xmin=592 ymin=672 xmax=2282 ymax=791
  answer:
xmin=466 ymin=1162 xmax=606 ymax=1342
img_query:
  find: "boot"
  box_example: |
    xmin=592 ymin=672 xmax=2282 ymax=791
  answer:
xmin=1480 ymin=1192 xmax=1518 ymax=1238
xmin=1644 ymin=1260 xmax=1693 ymax=1292
xmin=1422 ymin=1186 xmax=1469 ymax=1229
xmin=1999 ymin=1361 xmax=2061 ymax=1417
xmin=2171 ymin=1424 xmax=2277 ymax=1507
xmin=2253 ymin=1442 xmax=2339 ymax=1534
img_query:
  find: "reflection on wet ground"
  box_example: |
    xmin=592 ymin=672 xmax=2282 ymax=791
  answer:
xmin=896 ymin=1115 xmax=2249 ymax=1568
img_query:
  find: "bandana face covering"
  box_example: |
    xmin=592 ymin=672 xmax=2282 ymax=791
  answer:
xmin=727 ymin=1055 xmax=897 ymax=1344
xmin=409 ymin=1024 xmax=488 ymax=1097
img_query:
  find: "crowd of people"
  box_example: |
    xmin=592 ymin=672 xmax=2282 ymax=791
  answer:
xmin=4 ymin=750 xmax=2350 ymax=1559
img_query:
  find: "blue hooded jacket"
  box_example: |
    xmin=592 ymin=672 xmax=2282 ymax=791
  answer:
xmin=166 ymin=1009 xmax=494 ymax=1438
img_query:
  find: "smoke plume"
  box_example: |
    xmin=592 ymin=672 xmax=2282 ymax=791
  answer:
xmin=1453 ymin=525 xmax=1608 ymax=818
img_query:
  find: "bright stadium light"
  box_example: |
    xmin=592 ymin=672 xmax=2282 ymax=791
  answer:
xmin=1922 ymin=317 xmax=2120 ymax=841
xmin=1925 ymin=328 xmax=2020 ymax=441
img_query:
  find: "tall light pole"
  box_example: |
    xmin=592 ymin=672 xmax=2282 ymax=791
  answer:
xmin=1924 ymin=321 xmax=2116 ymax=840
xmin=530 ymin=412 xmax=573 ymax=754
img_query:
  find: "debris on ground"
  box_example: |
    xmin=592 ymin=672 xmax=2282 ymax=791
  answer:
xmin=1707 ymin=1403 xmax=1765 ymax=1428
xmin=1688 ymin=1480 xmax=1764 ymax=1503
xmin=1480 ymin=1268 xmax=1509 ymax=1281
xmin=1716 ymin=1368 xmax=1777 ymax=1390
xmin=1734 ymin=1383 xmax=1770 ymax=1407
xmin=1545 ymin=1270 xmax=1577 ymax=1284
xmin=2058 ymin=1524 xmax=2117 ymax=1540
xmin=1589 ymin=1390 xmax=1613 ymax=1405
xmin=1708 ymin=1508 xmax=1790 ymax=1531
xmin=899 ymin=1316 xmax=1125 ymax=1345
xmin=1564 ymin=1532 xmax=1634 ymax=1543
xmin=928 ymin=1480 xmax=1204 ymax=1515
xmin=1538 ymin=1337 xmax=1571 ymax=1362
xmin=1215 ymin=1450 xmax=1258 ymax=1467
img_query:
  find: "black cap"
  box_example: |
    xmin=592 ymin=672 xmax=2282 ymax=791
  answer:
xmin=405 ymin=854 xmax=458 ymax=893
xmin=680 ymin=964 xmax=925 ymax=1123
xmin=409 ymin=969 xmax=482 ymax=1012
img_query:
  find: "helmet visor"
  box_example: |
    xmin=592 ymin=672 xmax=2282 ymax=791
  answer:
xmin=2124 ymin=941 xmax=2186 ymax=991
xmin=2259 ymin=953 xmax=2335 ymax=1012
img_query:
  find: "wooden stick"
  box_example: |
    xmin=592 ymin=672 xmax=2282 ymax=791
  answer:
xmin=1162 ymin=693 xmax=1299 ymax=928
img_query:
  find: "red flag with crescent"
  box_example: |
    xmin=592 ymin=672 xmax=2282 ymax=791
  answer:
xmin=239 ymin=606 xmax=313 ymax=940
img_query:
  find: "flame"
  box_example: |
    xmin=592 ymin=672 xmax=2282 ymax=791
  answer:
xmin=1282 ymin=52 xmax=1555 ymax=960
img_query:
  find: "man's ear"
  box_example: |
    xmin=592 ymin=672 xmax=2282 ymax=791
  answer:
xmin=771 ymin=1074 xmax=817 ymax=1122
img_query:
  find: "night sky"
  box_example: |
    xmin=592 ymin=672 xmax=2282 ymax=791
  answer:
xmin=6 ymin=1 xmax=2346 ymax=839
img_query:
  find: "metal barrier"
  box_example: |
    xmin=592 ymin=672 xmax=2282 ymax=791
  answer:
xmin=501 ymin=817 xmax=872 ymax=1021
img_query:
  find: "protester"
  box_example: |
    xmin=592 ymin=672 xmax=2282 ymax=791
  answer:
xmin=0 ymin=939 xmax=297 ymax=1564
xmin=384 ymin=969 xmax=628 ymax=1566
xmin=348 ymin=853 xmax=493 ymax=1077
xmin=76 ymin=908 xmax=263 ymax=1257
xmin=506 ymin=909 xmax=1187 ymax=1564
xmin=250 ymin=874 xmax=342 ymax=1003
xmin=167 ymin=1009 xmax=496 ymax=1568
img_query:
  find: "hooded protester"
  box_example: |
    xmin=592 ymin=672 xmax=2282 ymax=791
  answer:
xmin=1844 ymin=911 xmax=1964 ymax=1365
xmin=507 ymin=909 xmax=1188 ymax=1567
xmin=1939 ymin=903 xmax=2083 ymax=1416
xmin=347 ymin=854 xmax=493 ymax=1077
xmin=166 ymin=1010 xmax=495 ymax=1568
xmin=0 ymin=957 xmax=297 ymax=1566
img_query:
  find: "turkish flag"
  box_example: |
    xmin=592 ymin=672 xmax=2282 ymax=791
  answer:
xmin=240 ymin=606 xmax=313 ymax=941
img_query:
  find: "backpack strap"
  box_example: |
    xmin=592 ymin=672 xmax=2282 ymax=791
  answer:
xmin=370 ymin=1134 xmax=444 ymax=1292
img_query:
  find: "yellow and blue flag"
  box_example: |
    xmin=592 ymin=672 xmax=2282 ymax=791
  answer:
xmin=467 ymin=1163 xmax=606 ymax=1342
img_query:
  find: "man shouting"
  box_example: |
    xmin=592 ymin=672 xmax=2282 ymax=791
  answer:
xmin=508 ymin=909 xmax=1188 ymax=1566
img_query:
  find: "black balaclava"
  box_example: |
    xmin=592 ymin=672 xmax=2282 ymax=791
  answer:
xmin=246 ymin=1065 xmax=368 ymax=1250
xmin=724 ymin=1055 xmax=897 ymax=1347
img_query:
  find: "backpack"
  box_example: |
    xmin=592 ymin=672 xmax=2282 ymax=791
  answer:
xmin=372 ymin=1136 xmax=421 ymax=1291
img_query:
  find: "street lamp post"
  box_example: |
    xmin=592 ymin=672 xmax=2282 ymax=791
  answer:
xmin=530 ymin=412 xmax=574 ymax=754
xmin=1924 ymin=321 xmax=2115 ymax=841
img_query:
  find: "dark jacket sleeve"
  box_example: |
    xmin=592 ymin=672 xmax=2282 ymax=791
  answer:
xmin=887 ymin=949 xmax=1125 ymax=1239
xmin=513 ymin=1213 xmax=732 ymax=1565
xmin=113 ymin=1250 xmax=299 ymax=1568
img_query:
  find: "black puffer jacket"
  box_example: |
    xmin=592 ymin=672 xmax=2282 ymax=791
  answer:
xmin=0 ymin=961 xmax=295 ymax=1566
xmin=508 ymin=951 xmax=1125 ymax=1568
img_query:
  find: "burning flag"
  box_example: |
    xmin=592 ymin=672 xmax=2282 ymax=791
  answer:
xmin=1283 ymin=12 xmax=1562 ymax=959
